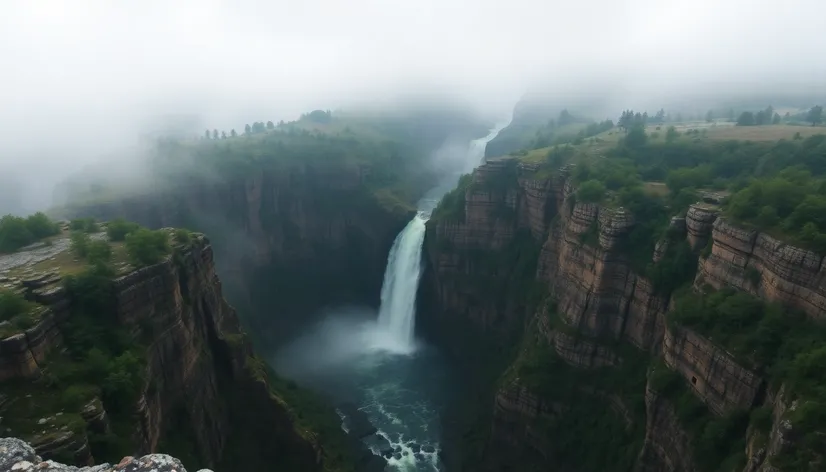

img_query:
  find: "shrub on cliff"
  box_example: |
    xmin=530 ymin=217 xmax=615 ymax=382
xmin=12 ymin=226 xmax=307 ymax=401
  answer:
xmin=106 ymin=218 xmax=141 ymax=241
xmin=125 ymin=228 xmax=170 ymax=267
xmin=87 ymin=240 xmax=113 ymax=266
xmin=25 ymin=212 xmax=61 ymax=239
xmin=0 ymin=289 xmax=36 ymax=322
xmin=69 ymin=217 xmax=100 ymax=233
xmin=173 ymin=228 xmax=193 ymax=245
xmin=576 ymin=179 xmax=606 ymax=203
xmin=0 ymin=212 xmax=63 ymax=253
xmin=0 ymin=215 xmax=33 ymax=252
xmin=70 ymin=231 xmax=91 ymax=258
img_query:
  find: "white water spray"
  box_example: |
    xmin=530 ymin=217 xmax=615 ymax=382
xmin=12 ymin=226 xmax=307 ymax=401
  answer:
xmin=374 ymin=118 xmax=512 ymax=354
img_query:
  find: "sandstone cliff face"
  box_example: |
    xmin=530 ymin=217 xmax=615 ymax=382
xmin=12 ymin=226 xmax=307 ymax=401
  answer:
xmin=636 ymin=380 xmax=697 ymax=472
xmin=698 ymin=217 xmax=826 ymax=320
xmin=0 ymin=237 xmax=323 ymax=471
xmin=662 ymin=325 xmax=763 ymax=416
xmin=425 ymin=157 xmax=826 ymax=471
xmin=423 ymin=158 xmax=556 ymax=338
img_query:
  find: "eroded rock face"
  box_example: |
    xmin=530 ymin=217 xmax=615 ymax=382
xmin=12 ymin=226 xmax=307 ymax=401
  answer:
xmin=423 ymin=162 xmax=826 ymax=472
xmin=537 ymin=313 xmax=619 ymax=368
xmin=488 ymin=382 xmax=560 ymax=466
xmin=699 ymin=217 xmax=826 ymax=320
xmin=685 ymin=205 xmax=719 ymax=250
xmin=1 ymin=238 xmax=323 ymax=470
xmin=423 ymin=159 xmax=557 ymax=336
xmin=663 ymin=325 xmax=763 ymax=415
xmin=0 ymin=437 xmax=214 ymax=472
xmin=743 ymin=386 xmax=793 ymax=472
xmin=636 ymin=381 xmax=697 ymax=472
xmin=57 ymin=166 xmax=412 ymax=347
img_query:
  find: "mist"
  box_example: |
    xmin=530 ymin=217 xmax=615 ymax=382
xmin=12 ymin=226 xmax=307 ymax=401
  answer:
xmin=2 ymin=0 xmax=825 ymax=213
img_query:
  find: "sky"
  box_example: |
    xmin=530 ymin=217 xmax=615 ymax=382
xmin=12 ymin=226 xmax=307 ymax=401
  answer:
xmin=1 ymin=0 xmax=825 ymax=212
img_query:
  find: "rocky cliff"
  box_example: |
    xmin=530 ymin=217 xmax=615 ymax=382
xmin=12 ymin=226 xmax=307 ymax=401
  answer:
xmin=0 ymin=231 xmax=330 ymax=471
xmin=58 ymin=164 xmax=413 ymax=349
xmin=1 ymin=437 xmax=210 ymax=472
xmin=422 ymin=159 xmax=826 ymax=471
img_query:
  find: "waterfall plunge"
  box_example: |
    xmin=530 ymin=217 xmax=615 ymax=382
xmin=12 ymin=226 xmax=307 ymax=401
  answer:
xmin=373 ymin=119 xmax=511 ymax=354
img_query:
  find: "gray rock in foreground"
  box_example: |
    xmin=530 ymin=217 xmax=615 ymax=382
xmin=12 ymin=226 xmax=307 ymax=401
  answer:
xmin=0 ymin=437 xmax=214 ymax=472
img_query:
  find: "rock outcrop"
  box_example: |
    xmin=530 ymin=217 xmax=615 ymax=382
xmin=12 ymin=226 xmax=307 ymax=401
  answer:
xmin=699 ymin=217 xmax=826 ymax=320
xmin=0 ymin=236 xmax=325 ymax=471
xmin=0 ymin=437 xmax=212 ymax=472
xmin=663 ymin=325 xmax=763 ymax=415
xmin=636 ymin=381 xmax=697 ymax=472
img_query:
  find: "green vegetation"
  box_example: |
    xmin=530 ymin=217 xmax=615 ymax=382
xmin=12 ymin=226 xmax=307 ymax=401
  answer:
xmin=432 ymin=174 xmax=472 ymax=222
xmin=125 ymin=228 xmax=171 ymax=267
xmin=725 ymin=150 xmax=826 ymax=253
xmin=649 ymin=361 xmax=748 ymax=471
xmin=576 ymin=179 xmax=606 ymax=203
xmin=70 ymin=231 xmax=91 ymax=257
xmin=69 ymin=217 xmax=100 ymax=233
xmin=502 ymin=321 xmax=647 ymax=471
xmin=0 ymin=212 xmax=61 ymax=253
xmin=173 ymin=228 xmax=193 ymax=245
xmin=106 ymin=218 xmax=141 ymax=241
xmin=668 ymin=286 xmax=826 ymax=468
xmin=0 ymin=290 xmax=40 ymax=333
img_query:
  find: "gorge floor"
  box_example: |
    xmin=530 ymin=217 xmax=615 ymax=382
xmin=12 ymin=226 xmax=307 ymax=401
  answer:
xmin=273 ymin=307 xmax=456 ymax=471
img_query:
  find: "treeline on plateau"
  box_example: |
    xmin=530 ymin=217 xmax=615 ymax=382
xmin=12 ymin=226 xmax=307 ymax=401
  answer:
xmin=540 ymin=124 xmax=826 ymax=271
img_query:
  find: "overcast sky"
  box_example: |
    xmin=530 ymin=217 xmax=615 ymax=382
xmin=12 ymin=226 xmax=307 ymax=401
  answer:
xmin=1 ymin=0 xmax=825 ymax=211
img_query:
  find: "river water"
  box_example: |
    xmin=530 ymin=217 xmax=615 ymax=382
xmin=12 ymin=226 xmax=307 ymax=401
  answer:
xmin=273 ymin=121 xmax=509 ymax=471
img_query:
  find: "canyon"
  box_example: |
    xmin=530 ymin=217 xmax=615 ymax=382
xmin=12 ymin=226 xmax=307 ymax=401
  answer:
xmin=422 ymin=156 xmax=825 ymax=471
xmin=4 ymin=114 xmax=825 ymax=472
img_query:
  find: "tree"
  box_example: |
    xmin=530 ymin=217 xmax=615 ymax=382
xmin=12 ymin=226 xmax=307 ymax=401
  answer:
xmin=125 ymin=229 xmax=170 ymax=267
xmin=244 ymin=124 xmax=251 ymax=135
xmin=807 ymin=106 xmax=823 ymax=126
xmin=727 ymin=108 xmax=735 ymax=121
xmin=576 ymin=180 xmax=606 ymax=203
xmin=665 ymin=126 xmax=679 ymax=143
xmin=221 ymin=131 xmax=227 ymax=139
xmin=70 ymin=231 xmax=91 ymax=258
xmin=755 ymin=110 xmax=767 ymax=126
xmin=625 ymin=125 xmax=648 ymax=148
xmin=212 ymin=129 xmax=218 ymax=140
xmin=231 ymin=129 xmax=237 ymax=138
xmin=654 ymin=108 xmax=666 ymax=123
xmin=756 ymin=206 xmax=779 ymax=228
xmin=267 ymin=120 xmax=275 ymax=130
xmin=772 ymin=113 xmax=781 ymax=125
xmin=26 ymin=212 xmax=60 ymax=239
xmin=86 ymin=240 xmax=113 ymax=266
xmin=737 ymin=112 xmax=756 ymax=126
xmin=106 ymin=218 xmax=140 ymax=242
xmin=204 ymin=129 xmax=210 ymax=140
xmin=706 ymin=110 xmax=714 ymax=123
xmin=0 ymin=215 xmax=33 ymax=253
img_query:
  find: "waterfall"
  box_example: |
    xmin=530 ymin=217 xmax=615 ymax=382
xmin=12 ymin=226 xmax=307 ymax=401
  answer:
xmin=374 ymin=118 xmax=511 ymax=353
xmin=375 ymin=213 xmax=428 ymax=350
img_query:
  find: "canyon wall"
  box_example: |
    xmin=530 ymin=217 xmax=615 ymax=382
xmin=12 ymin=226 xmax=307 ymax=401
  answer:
xmin=422 ymin=159 xmax=824 ymax=471
xmin=0 ymin=236 xmax=327 ymax=471
xmin=59 ymin=164 xmax=413 ymax=348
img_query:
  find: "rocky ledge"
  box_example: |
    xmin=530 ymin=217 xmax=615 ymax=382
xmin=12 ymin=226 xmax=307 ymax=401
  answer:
xmin=0 ymin=438 xmax=212 ymax=472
